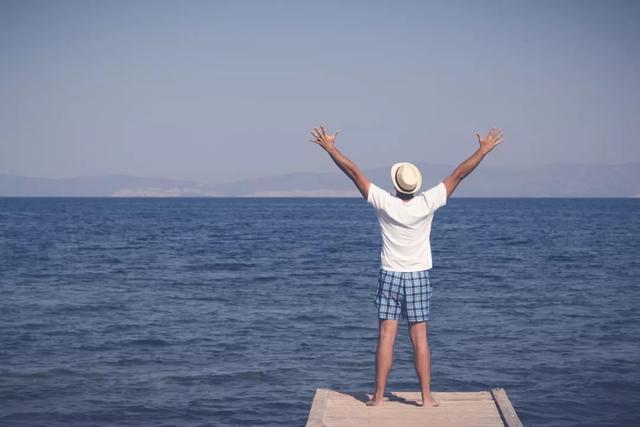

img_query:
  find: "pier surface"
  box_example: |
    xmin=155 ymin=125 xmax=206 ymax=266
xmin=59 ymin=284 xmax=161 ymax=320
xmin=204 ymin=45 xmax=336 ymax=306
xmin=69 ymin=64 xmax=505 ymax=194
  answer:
xmin=306 ymin=388 xmax=523 ymax=427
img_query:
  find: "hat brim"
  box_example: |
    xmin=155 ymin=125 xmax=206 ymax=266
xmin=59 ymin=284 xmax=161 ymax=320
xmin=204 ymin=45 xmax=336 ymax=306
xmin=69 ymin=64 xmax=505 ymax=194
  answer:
xmin=390 ymin=162 xmax=422 ymax=194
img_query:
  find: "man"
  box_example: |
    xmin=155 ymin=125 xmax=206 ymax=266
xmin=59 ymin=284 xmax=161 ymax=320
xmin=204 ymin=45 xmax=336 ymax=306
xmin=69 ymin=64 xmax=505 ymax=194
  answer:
xmin=310 ymin=125 xmax=503 ymax=407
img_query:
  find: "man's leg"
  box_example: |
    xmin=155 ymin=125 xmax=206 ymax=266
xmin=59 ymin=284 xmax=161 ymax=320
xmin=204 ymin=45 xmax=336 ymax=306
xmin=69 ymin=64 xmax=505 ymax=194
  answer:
xmin=367 ymin=319 xmax=398 ymax=406
xmin=408 ymin=321 xmax=440 ymax=407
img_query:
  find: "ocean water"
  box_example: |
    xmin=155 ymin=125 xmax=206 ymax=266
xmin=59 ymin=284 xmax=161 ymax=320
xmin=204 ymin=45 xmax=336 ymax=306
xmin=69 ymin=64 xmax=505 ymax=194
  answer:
xmin=1 ymin=197 xmax=639 ymax=426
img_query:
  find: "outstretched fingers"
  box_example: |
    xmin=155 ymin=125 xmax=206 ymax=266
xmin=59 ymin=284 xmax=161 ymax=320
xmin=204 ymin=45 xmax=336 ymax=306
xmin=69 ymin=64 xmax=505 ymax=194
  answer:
xmin=311 ymin=128 xmax=324 ymax=142
xmin=476 ymin=128 xmax=504 ymax=149
xmin=310 ymin=125 xmax=338 ymax=147
xmin=491 ymin=128 xmax=504 ymax=146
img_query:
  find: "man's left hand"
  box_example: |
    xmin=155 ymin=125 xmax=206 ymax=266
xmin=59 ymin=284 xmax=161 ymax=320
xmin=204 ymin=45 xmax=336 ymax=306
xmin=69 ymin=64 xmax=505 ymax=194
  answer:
xmin=310 ymin=125 xmax=339 ymax=151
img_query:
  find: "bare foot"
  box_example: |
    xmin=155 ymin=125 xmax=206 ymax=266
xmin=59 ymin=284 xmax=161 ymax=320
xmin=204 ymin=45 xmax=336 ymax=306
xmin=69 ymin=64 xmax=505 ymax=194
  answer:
xmin=366 ymin=396 xmax=384 ymax=406
xmin=420 ymin=394 xmax=440 ymax=407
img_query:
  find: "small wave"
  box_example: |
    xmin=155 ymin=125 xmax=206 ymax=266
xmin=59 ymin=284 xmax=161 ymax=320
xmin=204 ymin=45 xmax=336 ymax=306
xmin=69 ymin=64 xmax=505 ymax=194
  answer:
xmin=6 ymin=367 xmax=78 ymax=379
xmin=46 ymin=303 xmax=126 ymax=313
xmin=198 ymin=262 xmax=256 ymax=270
xmin=103 ymin=357 xmax=149 ymax=367
xmin=180 ymin=296 xmax=230 ymax=303
xmin=122 ymin=338 xmax=171 ymax=346
xmin=163 ymin=367 xmax=301 ymax=386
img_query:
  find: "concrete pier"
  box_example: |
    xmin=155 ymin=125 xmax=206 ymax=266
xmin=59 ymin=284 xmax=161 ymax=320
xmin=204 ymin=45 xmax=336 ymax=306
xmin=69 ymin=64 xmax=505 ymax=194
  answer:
xmin=306 ymin=388 xmax=523 ymax=427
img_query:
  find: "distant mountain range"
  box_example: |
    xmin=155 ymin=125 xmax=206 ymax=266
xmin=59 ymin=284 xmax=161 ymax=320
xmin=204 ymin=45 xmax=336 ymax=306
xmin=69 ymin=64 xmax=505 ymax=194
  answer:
xmin=1 ymin=162 xmax=638 ymax=197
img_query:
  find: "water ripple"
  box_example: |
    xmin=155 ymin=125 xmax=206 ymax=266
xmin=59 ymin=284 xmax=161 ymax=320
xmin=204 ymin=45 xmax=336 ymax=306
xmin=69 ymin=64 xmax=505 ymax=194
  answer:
xmin=1 ymin=197 xmax=639 ymax=426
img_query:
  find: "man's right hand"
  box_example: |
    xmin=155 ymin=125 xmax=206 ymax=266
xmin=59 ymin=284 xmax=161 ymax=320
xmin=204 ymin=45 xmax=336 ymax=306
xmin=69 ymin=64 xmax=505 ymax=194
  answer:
xmin=443 ymin=127 xmax=504 ymax=199
xmin=476 ymin=127 xmax=504 ymax=155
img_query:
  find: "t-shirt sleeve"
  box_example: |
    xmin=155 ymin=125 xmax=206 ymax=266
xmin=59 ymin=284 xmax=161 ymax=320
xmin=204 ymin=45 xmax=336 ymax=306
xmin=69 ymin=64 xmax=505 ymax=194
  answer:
xmin=366 ymin=182 xmax=389 ymax=210
xmin=421 ymin=182 xmax=447 ymax=213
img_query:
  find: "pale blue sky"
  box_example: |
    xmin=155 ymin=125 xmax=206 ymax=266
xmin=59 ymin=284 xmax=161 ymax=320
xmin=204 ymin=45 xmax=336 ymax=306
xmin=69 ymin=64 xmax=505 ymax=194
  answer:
xmin=1 ymin=0 xmax=639 ymax=184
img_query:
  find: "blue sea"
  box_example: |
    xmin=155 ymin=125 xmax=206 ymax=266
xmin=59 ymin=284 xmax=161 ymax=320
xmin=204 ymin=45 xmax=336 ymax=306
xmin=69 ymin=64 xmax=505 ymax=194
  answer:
xmin=1 ymin=197 xmax=639 ymax=426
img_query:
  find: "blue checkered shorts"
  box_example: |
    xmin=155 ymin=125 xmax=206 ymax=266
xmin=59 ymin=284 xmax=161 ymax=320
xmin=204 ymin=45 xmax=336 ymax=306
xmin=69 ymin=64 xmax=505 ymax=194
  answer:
xmin=375 ymin=268 xmax=432 ymax=322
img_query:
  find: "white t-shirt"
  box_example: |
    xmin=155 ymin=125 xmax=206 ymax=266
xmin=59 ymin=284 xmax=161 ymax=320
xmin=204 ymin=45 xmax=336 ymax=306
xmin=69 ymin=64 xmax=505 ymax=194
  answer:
xmin=367 ymin=182 xmax=448 ymax=272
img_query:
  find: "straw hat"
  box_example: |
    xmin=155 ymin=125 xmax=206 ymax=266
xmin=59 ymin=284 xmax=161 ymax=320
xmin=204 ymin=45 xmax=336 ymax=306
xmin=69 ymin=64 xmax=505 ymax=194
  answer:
xmin=390 ymin=162 xmax=422 ymax=194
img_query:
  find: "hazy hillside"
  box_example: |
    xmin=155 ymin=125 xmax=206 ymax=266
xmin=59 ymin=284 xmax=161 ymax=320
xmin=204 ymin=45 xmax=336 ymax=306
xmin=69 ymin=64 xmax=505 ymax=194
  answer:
xmin=1 ymin=163 xmax=638 ymax=197
xmin=0 ymin=174 xmax=219 ymax=197
xmin=210 ymin=162 xmax=640 ymax=197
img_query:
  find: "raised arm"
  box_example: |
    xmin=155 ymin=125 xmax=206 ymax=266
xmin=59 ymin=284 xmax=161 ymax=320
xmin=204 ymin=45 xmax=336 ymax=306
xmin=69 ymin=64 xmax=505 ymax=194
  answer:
xmin=310 ymin=125 xmax=371 ymax=199
xmin=443 ymin=128 xmax=504 ymax=198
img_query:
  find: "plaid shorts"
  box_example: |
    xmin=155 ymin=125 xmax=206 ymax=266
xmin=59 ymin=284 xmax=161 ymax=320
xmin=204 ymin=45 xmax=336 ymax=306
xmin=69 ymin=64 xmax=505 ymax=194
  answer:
xmin=375 ymin=268 xmax=432 ymax=322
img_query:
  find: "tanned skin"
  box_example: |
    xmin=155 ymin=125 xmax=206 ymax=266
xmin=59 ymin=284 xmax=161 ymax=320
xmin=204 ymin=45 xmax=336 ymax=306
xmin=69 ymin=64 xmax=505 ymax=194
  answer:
xmin=310 ymin=125 xmax=504 ymax=407
xmin=442 ymin=128 xmax=504 ymax=198
xmin=310 ymin=126 xmax=371 ymax=198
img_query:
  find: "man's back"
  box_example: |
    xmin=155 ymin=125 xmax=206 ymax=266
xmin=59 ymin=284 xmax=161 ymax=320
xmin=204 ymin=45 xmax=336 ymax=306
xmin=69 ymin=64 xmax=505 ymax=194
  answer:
xmin=367 ymin=182 xmax=447 ymax=272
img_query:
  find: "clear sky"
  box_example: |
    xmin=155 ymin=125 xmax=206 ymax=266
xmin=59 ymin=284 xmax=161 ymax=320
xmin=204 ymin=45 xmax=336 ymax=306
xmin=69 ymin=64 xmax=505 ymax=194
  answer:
xmin=1 ymin=0 xmax=639 ymax=184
